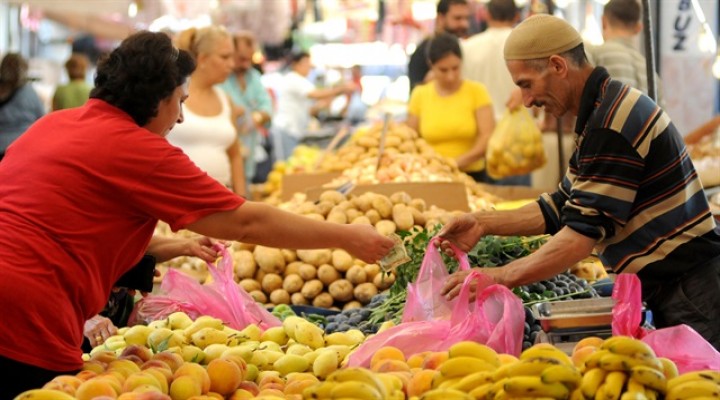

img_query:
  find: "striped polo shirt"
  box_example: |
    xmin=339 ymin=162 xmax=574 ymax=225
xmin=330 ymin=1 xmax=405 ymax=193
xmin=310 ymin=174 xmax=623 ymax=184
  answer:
xmin=537 ymin=67 xmax=720 ymax=279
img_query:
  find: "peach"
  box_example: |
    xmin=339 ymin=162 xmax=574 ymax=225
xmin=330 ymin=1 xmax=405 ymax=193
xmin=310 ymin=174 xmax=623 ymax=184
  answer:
xmin=174 ymin=362 xmax=211 ymax=394
xmin=219 ymin=354 xmax=247 ymax=379
xmin=370 ymin=346 xmax=405 ymax=369
xmin=143 ymin=368 xmax=171 ymax=393
xmin=76 ymin=370 xmax=99 ymax=381
xmin=235 ymin=381 xmax=260 ymax=396
xmin=421 ymin=352 xmax=450 ymax=370
xmin=571 ymin=345 xmax=598 ymax=369
xmin=407 ymin=351 xmax=432 ymax=369
xmin=152 ymin=351 xmax=185 ymax=372
xmin=283 ymin=379 xmax=317 ymax=396
xmin=227 ymin=389 xmax=256 ymax=400
xmin=83 ymin=360 xmax=107 ymax=374
xmin=257 ymin=388 xmax=285 ymax=397
xmin=142 ymin=359 xmax=173 ymax=373
xmin=109 ymin=359 xmax=142 ymax=378
xmin=121 ymin=345 xmax=154 ymax=363
xmin=123 ymin=371 xmax=164 ymax=393
xmin=407 ymin=369 xmax=438 ymax=397
xmin=257 ymin=374 xmax=284 ymax=388
xmin=169 ymin=375 xmax=202 ymax=400
xmin=92 ymin=350 xmax=119 ymax=364
xmin=118 ymin=393 xmax=171 ymax=400
xmin=572 ymin=336 xmax=604 ymax=355
xmin=206 ymin=358 xmax=242 ymax=395
xmin=42 ymin=380 xmax=76 ymax=395
xmin=371 ymin=359 xmax=411 ymax=373
xmin=75 ymin=379 xmax=119 ymax=400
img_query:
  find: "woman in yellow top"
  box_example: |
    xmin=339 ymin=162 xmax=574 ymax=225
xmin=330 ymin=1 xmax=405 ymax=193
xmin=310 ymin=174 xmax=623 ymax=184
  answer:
xmin=406 ymin=32 xmax=495 ymax=181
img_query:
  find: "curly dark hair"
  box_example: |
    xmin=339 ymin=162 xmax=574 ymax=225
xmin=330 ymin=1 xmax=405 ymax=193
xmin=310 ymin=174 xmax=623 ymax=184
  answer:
xmin=90 ymin=31 xmax=195 ymax=127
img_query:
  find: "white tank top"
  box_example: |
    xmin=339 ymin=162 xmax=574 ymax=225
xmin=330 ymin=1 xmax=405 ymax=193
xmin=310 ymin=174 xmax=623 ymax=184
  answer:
xmin=169 ymin=86 xmax=236 ymax=187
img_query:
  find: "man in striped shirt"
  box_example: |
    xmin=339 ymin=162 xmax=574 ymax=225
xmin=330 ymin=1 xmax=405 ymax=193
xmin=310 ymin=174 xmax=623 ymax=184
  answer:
xmin=440 ymin=14 xmax=720 ymax=349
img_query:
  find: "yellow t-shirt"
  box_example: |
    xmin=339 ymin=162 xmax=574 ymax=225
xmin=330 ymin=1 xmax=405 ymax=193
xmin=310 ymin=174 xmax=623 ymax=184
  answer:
xmin=408 ymin=80 xmax=492 ymax=171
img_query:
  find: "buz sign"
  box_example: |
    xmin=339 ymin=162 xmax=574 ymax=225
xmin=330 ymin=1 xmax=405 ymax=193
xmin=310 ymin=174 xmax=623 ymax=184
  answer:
xmin=673 ymin=0 xmax=693 ymax=51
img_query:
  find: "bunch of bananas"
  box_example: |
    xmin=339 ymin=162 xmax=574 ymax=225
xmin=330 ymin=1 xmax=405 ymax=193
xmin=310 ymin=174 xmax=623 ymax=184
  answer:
xmin=302 ymin=367 xmax=405 ymax=400
xmin=666 ymin=370 xmax=720 ymax=400
xmin=579 ymin=336 xmax=677 ymax=400
xmin=422 ymin=341 xmax=502 ymax=399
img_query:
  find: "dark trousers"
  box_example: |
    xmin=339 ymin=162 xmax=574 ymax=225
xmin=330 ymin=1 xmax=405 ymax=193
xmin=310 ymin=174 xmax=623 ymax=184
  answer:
xmin=0 ymin=354 xmax=78 ymax=400
xmin=642 ymin=255 xmax=720 ymax=350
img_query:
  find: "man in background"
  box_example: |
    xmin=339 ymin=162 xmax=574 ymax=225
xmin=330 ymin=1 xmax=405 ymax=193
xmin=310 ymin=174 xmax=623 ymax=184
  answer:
xmin=462 ymin=0 xmax=519 ymax=120
xmin=587 ymin=0 xmax=662 ymax=104
xmin=407 ymin=0 xmax=470 ymax=92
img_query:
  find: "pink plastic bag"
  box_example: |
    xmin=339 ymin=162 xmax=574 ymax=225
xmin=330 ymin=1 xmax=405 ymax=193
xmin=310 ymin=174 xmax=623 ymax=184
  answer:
xmin=130 ymin=245 xmax=281 ymax=330
xmin=402 ymin=238 xmax=470 ymax=323
xmin=612 ymin=274 xmax=720 ymax=373
xmin=347 ymin=270 xmax=524 ymax=367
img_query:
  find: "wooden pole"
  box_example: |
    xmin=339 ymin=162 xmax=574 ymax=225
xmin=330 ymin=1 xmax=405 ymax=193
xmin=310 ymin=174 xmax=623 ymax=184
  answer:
xmin=642 ymin=0 xmax=658 ymax=102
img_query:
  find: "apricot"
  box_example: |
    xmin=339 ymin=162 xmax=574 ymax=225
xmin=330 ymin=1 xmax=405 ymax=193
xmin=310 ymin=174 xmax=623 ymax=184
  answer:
xmin=174 ymin=362 xmax=211 ymax=394
xmin=407 ymin=369 xmax=438 ymax=397
xmin=169 ymin=375 xmax=202 ymax=400
xmin=206 ymin=358 xmax=242 ymax=395
xmin=370 ymin=346 xmax=405 ymax=369
xmin=75 ymin=379 xmax=118 ymax=400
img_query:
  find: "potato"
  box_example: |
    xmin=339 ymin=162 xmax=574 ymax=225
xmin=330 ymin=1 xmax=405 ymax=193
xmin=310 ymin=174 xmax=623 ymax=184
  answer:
xmin=316 ymin=200 xmax=334 ymax=217
xmin=350 ymin=216 xmax=371 ymax=225
xmin=337 ymin=200 xmax=354 ymax=210
xmin=233 ymin=250 xmax=256 ymax=280
xmin=261 ymin=273 xmax=283 ymax=293
xmin=374 ymin=220 xmax=396 ymax=236
xmin=365 ymin=209 xmax=381 ymax=225
xmin=409 ymin=198 xmax=426 ymax=212
xmin=392 ymin=204 xmax=414 ymax=231
xmin=343 ymin=300 xmax=363 ymax=311
xmin=345 ymin=208 xmax=363 ymax=222
xmin=270 ymin=289 xmax=291 ymax=305
xmin=410 ymin=207 xmax=427 ymax=227
xmin=331 ymin=249 xmax=353 ymax=272
xmin=345 ymin=265 xmax=367 ymax=285
xmin=363 ymin=264 xmax=381 ymax=281
xmin=283 ymin=274 xmax=304 ymax=294
xmin=297 ymin=249 xmax=332 ymax=266
xmin=373 ymin=271 xmax=396 ymax=290
xmin=291 ymin=292 xmax=309 ymax=306
xmin=254 ymin=270 xmax=267 ymax=283
xmin=254 ymin=246 xmax=286 ymax=274
xmin=239 ymin=278 xmax=261 ymax=293
xmin=328 ymin=279 xmax=354 ymax=302
xmin=304 ymin=213 xmax=325 ymax=221
xmin=398 ymin=140 xmax=417 ymax=154
xmin=281 ymin=249 xmax=297 ymax=264
xmin=353 ymin=282 xmax=378 ymax=304
xmin=326 ymin=210 xmax=347 ymax=224
xmin=317 ymin=264 xmax=341 ymax=286
xmin=384 ymin=135 xmax=402 ymax=148
xmin=296 ymin=202 xmax=319 ymax=215
xmin=389 ymin=191 xmax=412 ymax=205
xmin=312 ymin=292 xmax=334 ymax=308
xmin=298 ymin=263 xmax=318 ymax=281
xmin=301 ymin=279 xmax=324 ymax=299
xmin=250 ymin=290 xmax=267 ymax=303
xmin=357 ymin=135 xmax=379 ymax=148
xmin=371 ymin=195 xmax=393 ymax=219
xmin=319 ymin=190 xmax=346 ymax=205
xmin=352 ymin=195 xmax=373 ymax=212
xmin=233 ymin=242 xmax=255 ymax=252
xmin=284 ymin=261 xmax=303 ymax=277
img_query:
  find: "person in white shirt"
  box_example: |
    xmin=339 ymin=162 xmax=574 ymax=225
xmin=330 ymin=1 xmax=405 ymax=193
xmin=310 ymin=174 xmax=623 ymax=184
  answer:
xmin=169 ymin=25 xmax=247 ymax=196
xmin=461 ymin=0 xmax=519 ymax=120
xmin=271 ymin=52 xmax=356 ymax=161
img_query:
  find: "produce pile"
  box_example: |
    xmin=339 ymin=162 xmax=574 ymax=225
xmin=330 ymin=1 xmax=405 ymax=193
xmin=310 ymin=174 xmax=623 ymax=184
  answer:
xmin=263 ymin=146 xmax=322 ymax=196
xmin=688 ymin=136 xmax=720 ymax=188
xmin=154 ymin=189 xmax=466 ymax=310
xmin=262 ymin=122 xmax=499 ymax=211
xmin=18 ymin=310 xmax=715 ymax=400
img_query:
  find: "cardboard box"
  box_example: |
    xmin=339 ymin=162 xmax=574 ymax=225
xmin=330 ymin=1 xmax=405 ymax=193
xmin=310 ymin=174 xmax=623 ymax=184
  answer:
xmin=280 ymin=172 xmax=342 ymax=201
xmin=306 ymin=181 xmax=471 ymax=212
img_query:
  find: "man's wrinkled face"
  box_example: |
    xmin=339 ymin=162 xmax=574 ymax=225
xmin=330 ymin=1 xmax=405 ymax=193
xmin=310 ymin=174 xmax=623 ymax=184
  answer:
xmin=507 ymin=58 xmax=570 ymax=118
xmin=440 ymin=4 xmax=470 ymax=38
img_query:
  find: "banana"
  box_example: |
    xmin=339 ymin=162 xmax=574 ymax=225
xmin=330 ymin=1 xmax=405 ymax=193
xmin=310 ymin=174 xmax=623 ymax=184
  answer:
xmin=570 ymin=388 xmax=585 ymax=400
xmin=520 ymin=346 xmax=573 ymax=366
xmin=630 ymin=366 xmax=667 ymax=393
xmin=375 ymin=373 xmax=404 ymax=394
xmin=541 ymin=364 xmax=582 ymax=389
xmin=667 ymin=371 xmax=720 ymax=391
xmin=626 ymin=378 xmax=646 ymax=393
xmin=581 ymin=368 xmax=608 ymax=399
xmin=494 ymin=388 xmax=509 ymax=400
xmin=503 ymin=376 xmax=570 ymax=399
xmin=451 ymin=370 xmax=495 ymax=392
xmin=468 ymin=382 xmax=494 ymax=400
xmin=620 ymin=392 xmax=648 ymax=400
xmin=438 ymin=378 xmax=464 ymax=390
xmin=330 ymin=380 xmax=384 ymax=400
xmin=13 ymin=389 xmax=76 ymax=400
xmin=644 ymin=389 xmax=658 ymax=400
xmin=493 ymin=357 xmax=560 ymax=380
xmin=439 ymin=356 xmax=497 ymax=378
xmin=599 ymin=353 xmax=663 ymax=372
xmin=584 ymin=350 xmax=612 ymax=370
xmin=603 ymin=371 xmax=628 ymax=400
xmin=601 ymin=336 xmax=656 ymax=359
xmin=595 ymin=384 xmax=608 ymax=400
xmin=326 ymin=367 xmax=387 ymax=398
xmin=448 ymin=341 xmax=501 ymax=367
xmin=657 ymin=357 xmax=678 ymax=380
xmin=665 ymin=380 xmax=720 ymax=400
xmin=420 ymin=388 xmax=474 ymax=400
xmin=303 ymin=381 xmax=335 ymax=399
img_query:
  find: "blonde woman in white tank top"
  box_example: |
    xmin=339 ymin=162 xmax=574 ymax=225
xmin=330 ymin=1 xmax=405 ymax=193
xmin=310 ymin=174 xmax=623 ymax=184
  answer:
xmin=170 ymin=25 xmax=246 ymax=196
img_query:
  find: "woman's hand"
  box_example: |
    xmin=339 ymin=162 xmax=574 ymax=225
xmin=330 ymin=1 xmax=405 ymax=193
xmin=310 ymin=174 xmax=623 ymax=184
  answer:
xmin=84 ymin=315 xmax=118 ymax=347
xmin=342 ymin=224 xmax=395 ymax=264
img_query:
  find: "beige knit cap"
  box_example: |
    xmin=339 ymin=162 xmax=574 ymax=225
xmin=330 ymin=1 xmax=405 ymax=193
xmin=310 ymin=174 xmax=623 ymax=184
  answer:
xmin=504 ymin=14 xmax=582 ymax=60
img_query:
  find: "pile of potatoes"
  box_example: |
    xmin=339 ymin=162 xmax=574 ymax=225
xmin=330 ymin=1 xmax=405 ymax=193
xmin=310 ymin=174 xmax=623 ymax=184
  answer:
xmin=154 ymin=190 xmax=468 ymax=310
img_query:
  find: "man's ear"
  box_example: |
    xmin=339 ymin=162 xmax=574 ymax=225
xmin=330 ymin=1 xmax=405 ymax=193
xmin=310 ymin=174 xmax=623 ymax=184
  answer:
xmin=548 ymin=55 xmax=568 ymax=76
xmin=633 ymin=22 xmax=643 ymax=35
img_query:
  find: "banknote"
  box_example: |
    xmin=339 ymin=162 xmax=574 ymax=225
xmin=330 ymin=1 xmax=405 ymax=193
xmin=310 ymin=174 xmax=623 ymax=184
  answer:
xmin=379 ymin=233 xmax=411 ymax=272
